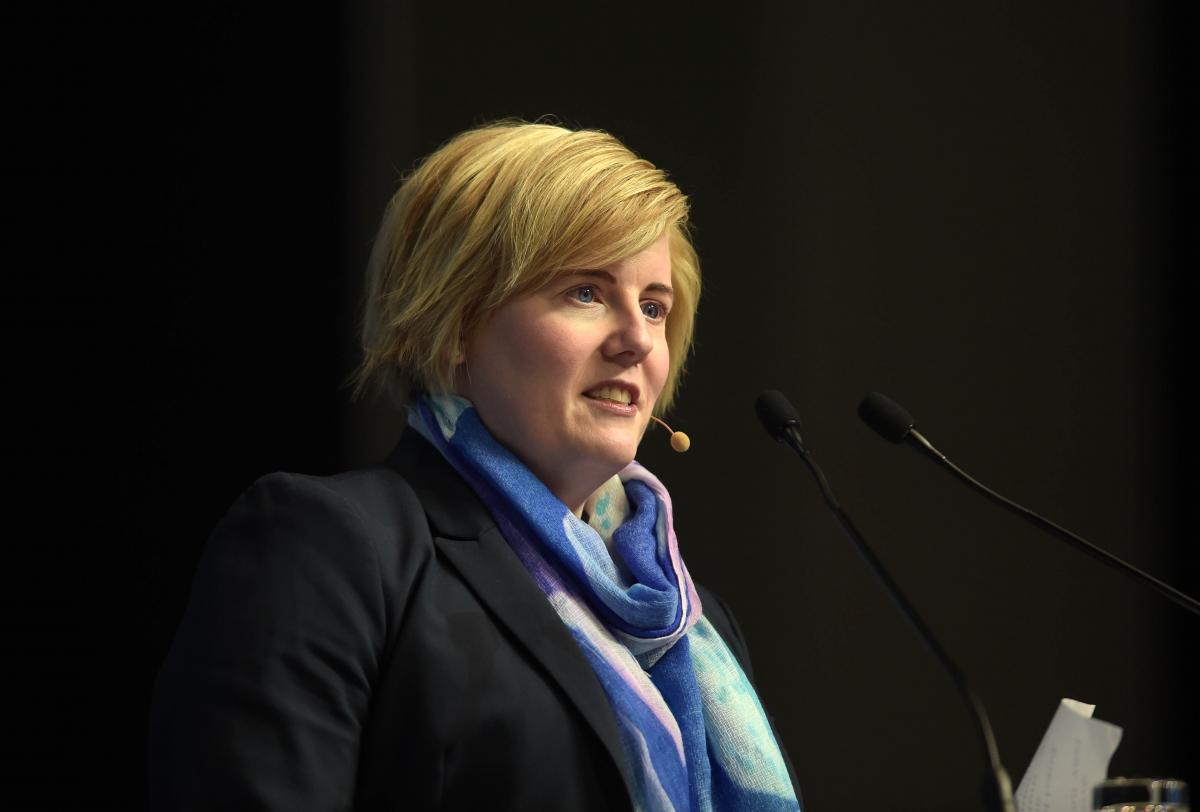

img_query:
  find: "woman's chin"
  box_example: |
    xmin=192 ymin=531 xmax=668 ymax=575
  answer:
xmin=568 ymin=439 xmax=638 ymax=480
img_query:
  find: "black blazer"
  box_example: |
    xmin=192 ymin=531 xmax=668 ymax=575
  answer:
xmin=149 ymin=431 xmax=799 ymax=810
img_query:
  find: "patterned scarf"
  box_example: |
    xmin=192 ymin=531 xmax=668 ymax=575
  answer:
xmin=410 ymin=394 xmax=801 ymax=812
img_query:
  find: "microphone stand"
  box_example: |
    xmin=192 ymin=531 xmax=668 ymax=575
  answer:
xmin=904 ymin=429 xmax=1200 ymax=618
xmin=775 ymin=425 xmax=1017 ymax=812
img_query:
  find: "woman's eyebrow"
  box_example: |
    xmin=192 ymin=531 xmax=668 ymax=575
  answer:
xmin=565 ymin=269 xmax=674 ymax=298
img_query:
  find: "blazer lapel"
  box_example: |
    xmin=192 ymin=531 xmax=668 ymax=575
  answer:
xmin=435 ymin=530 xmax=635 ymax=797
xmin=386 ymin=431 xmax=636 ymax=799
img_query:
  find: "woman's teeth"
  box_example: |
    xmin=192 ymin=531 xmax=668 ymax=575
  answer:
xmin=585 ymin=386 xmax=632 ymax=405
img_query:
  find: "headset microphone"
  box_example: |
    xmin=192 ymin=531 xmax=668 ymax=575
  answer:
xmin=650 ymin=415 xmax=691 ymax=452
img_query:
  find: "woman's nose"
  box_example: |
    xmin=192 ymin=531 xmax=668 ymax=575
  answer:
xmin=602 ymin=305 xmax=654 ymax=364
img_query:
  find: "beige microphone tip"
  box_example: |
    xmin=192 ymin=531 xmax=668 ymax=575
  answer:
xmin=670 ymin=432 xmax=691 ymax=453
xmin=650 ymin=415 xmax=690 ymax=452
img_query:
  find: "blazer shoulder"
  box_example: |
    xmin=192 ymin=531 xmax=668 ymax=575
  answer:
xmin=244 ymin=464 xmax=435 ymax=568
xmin=150 ymin=466 xmax=439 ymax=809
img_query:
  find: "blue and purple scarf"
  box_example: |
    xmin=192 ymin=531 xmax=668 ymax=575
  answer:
xmin=410 ymin=394 xmax=800 ymax=812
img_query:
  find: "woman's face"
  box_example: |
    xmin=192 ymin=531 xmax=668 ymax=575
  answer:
xmin=457 ymin=232 xmax=673 ymax=513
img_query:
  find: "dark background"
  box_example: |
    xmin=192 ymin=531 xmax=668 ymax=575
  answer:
xmin=6 ymin=1 xmax=1195 ymax=809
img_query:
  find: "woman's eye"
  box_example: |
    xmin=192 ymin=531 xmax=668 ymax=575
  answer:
xmin=641 ymin=301 xmax=666 ymax=321
xmin=572 ymin=286 xmax=597 ymax=304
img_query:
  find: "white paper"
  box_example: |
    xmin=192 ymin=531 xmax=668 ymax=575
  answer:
xmin=1015 ymin=698 xmax=1124 ymax=812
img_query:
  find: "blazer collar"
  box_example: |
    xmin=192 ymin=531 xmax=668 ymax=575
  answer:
xmin=385 ymin=430 xmax=636 ymax=801
xmin=385 ymin=430 xmax=493 ymax=539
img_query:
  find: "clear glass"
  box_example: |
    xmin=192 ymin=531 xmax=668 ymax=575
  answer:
xmin=1093 ymin=777 xmax=1189 ymax=812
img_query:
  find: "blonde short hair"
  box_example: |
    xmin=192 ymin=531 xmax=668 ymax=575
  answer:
xmin=352 ymin=120 xmax=700 ymax=415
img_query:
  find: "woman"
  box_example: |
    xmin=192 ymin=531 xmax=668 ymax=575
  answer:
xmin=149 ymin=121 xmax=802 ymax=811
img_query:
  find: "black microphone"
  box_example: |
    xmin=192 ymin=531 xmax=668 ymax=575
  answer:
xmin=858 ymin=391 xmax=1200 ymax=617
xmin=756 ymin=389 xmax=1016 ymax=812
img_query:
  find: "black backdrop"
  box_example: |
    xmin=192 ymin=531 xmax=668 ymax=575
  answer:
xmin=6 ymin=2 xmax=1196 ymax=809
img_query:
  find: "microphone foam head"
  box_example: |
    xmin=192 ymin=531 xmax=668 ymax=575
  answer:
xmin=755 ymin=389 xmax=802 ymax=439
xmin=669 ymin=431 xmax=691 ymax=453
xmin=858 ymin=392 xmax=915 ymax=443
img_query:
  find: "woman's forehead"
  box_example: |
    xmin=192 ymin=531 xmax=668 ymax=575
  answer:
xmin=547 ymin=235 xmax=674 ymax=286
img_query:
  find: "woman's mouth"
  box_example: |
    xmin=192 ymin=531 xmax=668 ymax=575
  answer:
xmin=583 ymin=383 xmax=639 ymax=416
xmin=583 ymin=385 xmax=633 ymax=405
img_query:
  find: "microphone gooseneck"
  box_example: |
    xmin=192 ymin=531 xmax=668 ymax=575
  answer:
xmin=756 ymin=390 xmax=1016 ymax=812
xmin=858 ymin=391 xmax=1200 ymax=618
